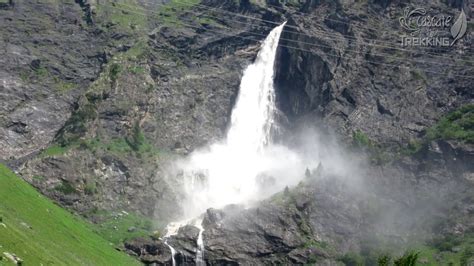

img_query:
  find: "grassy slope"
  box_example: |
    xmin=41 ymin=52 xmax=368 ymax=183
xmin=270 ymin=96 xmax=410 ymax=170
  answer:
xmin=415 ymin=233 xmax=474 ymax=265
xmin=0 ymin=164 xmax=140 ymax=265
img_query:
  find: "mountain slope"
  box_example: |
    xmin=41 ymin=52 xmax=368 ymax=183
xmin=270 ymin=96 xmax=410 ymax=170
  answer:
xmin=0 ymin=164 xmax=140 ymax=265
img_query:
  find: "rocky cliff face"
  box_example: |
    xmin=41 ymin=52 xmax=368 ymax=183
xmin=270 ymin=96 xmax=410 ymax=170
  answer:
xmin=1 ymin=0 xmax=472 ymax=264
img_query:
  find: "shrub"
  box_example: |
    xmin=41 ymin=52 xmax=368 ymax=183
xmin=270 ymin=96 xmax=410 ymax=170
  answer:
xmin=429 ymin=234 xmax=462 ymax=252
xmin=352 ymin=130 xmax=372 ymax=149
xmin=393 ymin=251 xmax=419 ymax=266
xmin=460 ymin=246 xmax=474 ymax=266
xmin=377 ymin=254 xmax=391 ymax=266
xmin=84 ymin=182 xmax=97 ymax=195
xmin=426 ymin=104 xmax=474 ymax=143
xmin=127 ymin=122 xmax=144 ymax=151
xmin=109 ymin=63 xmax=122 ymax=83
xmin=339 ymin=252 xmax=364 ymax=266
xmin=55 ymin=181 xmax=76 ymax=194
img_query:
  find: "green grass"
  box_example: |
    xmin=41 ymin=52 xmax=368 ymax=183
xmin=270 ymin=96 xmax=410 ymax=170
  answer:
xmin=124 ymin=40 xmax=149 ymax=60
xmin=39 ymin=144 xmax=70 ymax=157
xmin=337 ymin=252 xmax=365 ymax=266
xmin=96 ymin=0 xmax=148 ymax=32
xmin=128 ymin=65 xmax=146 ymax=74
xmin=415 ymin=233 xmax=474 ymax=265
xmin=93 ymin=211 xmax=155 ymax=245
xmin=399 ymin=139 xmax=423 ymax=156
xmin=81 ymin=134 xmax=159 ymax=158
xmin=351 ymin=130 xmax=390 ymax=165
xmin=54 ymin=80 xmax=75 ymax=93
xmin=396 ymin=104 xmax=474 ymax=157
xmin=157 ymin=0 xmax=200 ymax=26
xmin=34 ymin=66 xmax=49 ymax=78
xmin=426 ymin=104 xmax=474 ymax=144
xmin=352 ymin=130 xmax=373 ymax=149
xmin=0 ymin=164 xmax=140 ymax=265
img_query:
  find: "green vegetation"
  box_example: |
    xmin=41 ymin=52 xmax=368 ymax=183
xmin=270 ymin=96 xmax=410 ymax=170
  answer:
xmin=338 ymin=252 xmax=365 ymax=266
xmin=128 ymin=65 xmax=146 ymax=74
xmin=429 ymin=234 xmax=464 ymax=252
xmin=303 ymin=239 xmax=330 ymax=250
xmin=57 ymin=101 xmax=98 ymax=145
xmin=48 ymin=128 xmax=161 ymax=162
xmin=84 ymin=181 xmax=98 ymax=195
xmin=96 ymin=0 xmax=148 ymax=32
xmin=268 ymin=187 xmax=295 ymax=206
xmin=93 ymin=211 xmax=155 ymax=245
xmin=354 ymin=105 xmax=474 ymax=162
xmin=124 ymin=40 xmax=150 ymax=60
xmin=282 ymin=0 xmax=304 ymax=8
xmin=393 ymin=251 xmax=419 ymax=266
xmin=377 ymin=254 xmax=391 ymax=266
xmin=32 ymin=175 xmax=44 ymax=180
xmin=54 ymin=180 xmax=77 ymax=194
xmin=157 ymin=0 xmax=200 ymax=26
xmin=410 ymin=69 xmax=426 ymax=82
xmin=337 ymin=250 xmax=419 ymax=266
xmin=39 ymin=144 xmax=70 ymax=157
xmin=303 ymin=239 xmax=337 ymax=258
xmin=54 ymin=79 xmax=75 ymax=93
xmin=426 ymin=104 xmax=474 ymax=144
xmin=127 ymin=121 xmax=152 ymax=153
xmin=399 ymin=139 xmax=423 ymax=156
xmin=85 ymin=130 xmax=159 ymax=158
xmin=337 ymin=230 xmax=474 ymax=266
xmin=351 ymin=130 xmax=390 ymax=165
xmin=352 ymin=130 xmax=372 ymax=149
xmin=19 ymin=64 xmax=77 ymax=95
xmin=414 ymin=233 xmax=474 ymax=265
xmin=33 ymin=66 xmax=49 ymax=77
xmin=0 ymin=164 xmax=140 ymax=265
xmin=109 ymin=63 xmax=122 ymax=83
xmin=397 ymin=104 xmax=474 ymax=157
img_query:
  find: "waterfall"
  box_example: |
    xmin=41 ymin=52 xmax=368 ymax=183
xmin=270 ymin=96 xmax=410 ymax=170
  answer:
xmin=226 ymin=21 xmax=287 ymax=152
xmin=164 ymin=239 xmax=176 ymax=266
xmin=163 ymin=220 xmax=189 ymax=266
xmin=179 ymin=21 xmax=289 ymax=219
xmin=165 ymin=22 xmax=297 ymax=265
xmin=195 ymin=219 xmax=205 ymax=266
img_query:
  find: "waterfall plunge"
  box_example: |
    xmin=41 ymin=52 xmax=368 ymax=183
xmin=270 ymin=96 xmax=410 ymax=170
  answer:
xmin=226 ymin=22 xmax=286 ymax=151
xmin=177 ymin=21 xmax=304 ymax=219
xmin=165 ymin=21 xmax=308 ymax=265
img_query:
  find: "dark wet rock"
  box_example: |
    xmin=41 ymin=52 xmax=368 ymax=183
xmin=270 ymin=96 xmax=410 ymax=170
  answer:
xmin=126 ymin=177 xmax=364 ymax=265
xmin=124 ymin=237 xmax=173 ymax=264
xmin=0 ymin=0 xmax=13 ymax=10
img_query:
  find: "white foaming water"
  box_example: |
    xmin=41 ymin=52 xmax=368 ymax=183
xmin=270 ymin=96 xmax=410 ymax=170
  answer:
xmin=225 ymin=22 xmax=285 ymax=151
xmin=164 ymin=239 xmax=177 ymax=266
xmin=165 ymin=22 xmax=313 ymax=264
xmin=195 ymin=219 xmax=205 ymax=266
xmin=176 ymin=21 xmax=306 ymax=219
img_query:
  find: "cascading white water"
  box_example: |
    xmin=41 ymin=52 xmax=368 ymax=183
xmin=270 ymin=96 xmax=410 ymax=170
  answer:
xmin=164 ymin=239 xmax=177 ymax=266
xmin=195 ymin=219 xmax=205 ymax=266
xmin=178 ymin=22 xmax=293 ymax=219
xmin=165 ymin=22 xmax=308 ymax=265
xmin=225 ymin=22 xmax=286 ymax=152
